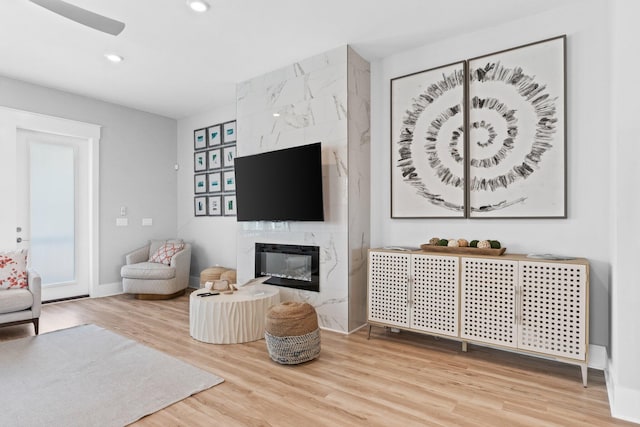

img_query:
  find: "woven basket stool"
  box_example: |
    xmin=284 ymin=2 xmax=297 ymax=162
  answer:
xmin=265 ymin=301 xmax=320 ymax=365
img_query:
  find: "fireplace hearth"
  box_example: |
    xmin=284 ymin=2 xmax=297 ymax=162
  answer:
xmin=255 ymin=243 xmax=319 ymax=292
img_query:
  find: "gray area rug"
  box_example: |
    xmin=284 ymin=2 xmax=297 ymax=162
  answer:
xmin=0 ymin=324 xmax=223 ymax=426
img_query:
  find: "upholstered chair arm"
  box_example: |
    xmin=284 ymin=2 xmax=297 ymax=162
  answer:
xmin=125 ymin=245 xmax=150 ymax=265
xmin=171 ymin=244 xmax=192 ymax=287
xmin=28 ymin=269 xmax=42 ymax=318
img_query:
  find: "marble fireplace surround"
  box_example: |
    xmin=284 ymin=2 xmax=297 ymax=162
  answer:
xmin=235 ymin=46 xmax=371 ymax=333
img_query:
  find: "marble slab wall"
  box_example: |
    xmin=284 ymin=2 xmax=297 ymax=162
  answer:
xmin=236 ymin=46 xmax=370 ymax=333
xmin=347 ymin=47 xmax=371 ymax=331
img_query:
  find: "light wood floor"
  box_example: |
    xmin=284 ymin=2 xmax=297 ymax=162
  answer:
xmin=0 ymin=293 xmax=632 ymax=427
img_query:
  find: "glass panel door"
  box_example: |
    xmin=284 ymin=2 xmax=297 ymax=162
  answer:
xmin=17 ymin=129 xmax=90 ymax=301
xmin=29 ymin=141 xmax=76 ymax=286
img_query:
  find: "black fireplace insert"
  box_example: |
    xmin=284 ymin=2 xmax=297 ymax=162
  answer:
xmin=255 ymin=243 xmax=320 ymax=292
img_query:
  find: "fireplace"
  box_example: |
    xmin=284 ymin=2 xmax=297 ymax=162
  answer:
xmin=255 ymin=243 xmax=320 ymax=292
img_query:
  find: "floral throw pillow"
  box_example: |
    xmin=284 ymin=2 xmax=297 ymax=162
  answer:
xmin=149 ymin=242 xmax=185 ymax=266
xmin=0 ymin=249 xmax=28 ymax=290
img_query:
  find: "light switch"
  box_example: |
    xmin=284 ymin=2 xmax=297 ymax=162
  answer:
xmin=142 ymin=218 xmax=153 ymax=226
xmin=116 ymin=218 xmax=128 ymax=227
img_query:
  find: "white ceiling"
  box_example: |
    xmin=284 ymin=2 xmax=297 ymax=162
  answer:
xmin=0 ymin=0 xmax=576 ymax=119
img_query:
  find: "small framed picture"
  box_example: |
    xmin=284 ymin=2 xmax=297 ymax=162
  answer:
xmin=208 ymin=148 xmax=221 ymax=169
xmin=223 ymin=121 xmax=236 ymax=143
xmin=194 ymin=196 xmax=207 ymax=216
xmin=207 ymin=124 xmax=221 ymax=147
xmin=194 ymin=151 xmax=207 ymax=172
xmin=208 ymin=195 xmax=222 ymax=216
xmin=208 ymin=172 xmax=222 ymax=193
xmin=223 ymin=170 xmax=236 ymax=192
xmin=194 ymin=128 xmax=207 ymax=150
xmin=223 ymin=194 xmax=237 ymax=216
xmin=223 ymin=145 xmax=236 ymax=168
xmin=194 ymin=174 xmax=207 ymax=194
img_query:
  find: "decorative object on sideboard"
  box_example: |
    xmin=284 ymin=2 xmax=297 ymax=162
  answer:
xmin=420 ymin=244 xmax=506 ymax=256
xmin=421 ymin=237 xmax=505 ymax=255
xmin=193 ymin=119 xmax=236 ymax=217
xmin=391 ymin=35 xmax=566 ymax=219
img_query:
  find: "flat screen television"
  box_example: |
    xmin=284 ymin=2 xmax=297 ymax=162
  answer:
xmin=234 ymin=142 xmax=324 ymax=221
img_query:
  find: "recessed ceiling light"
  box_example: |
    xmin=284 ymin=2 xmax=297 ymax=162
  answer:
xmin=273 ymin=113 xmax=280 ymax=117
xmin=104 ymin=53 xmax=123 ymax=63
xmin=186 ymin=0 xmax=210 ymax=12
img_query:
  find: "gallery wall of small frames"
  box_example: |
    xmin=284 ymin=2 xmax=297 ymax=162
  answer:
xmin=193 ymin=120 xmax=237 ymax=217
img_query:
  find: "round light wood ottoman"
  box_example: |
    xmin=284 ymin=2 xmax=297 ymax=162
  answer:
xmin=264 ymin=301 xmax=320 ymax=364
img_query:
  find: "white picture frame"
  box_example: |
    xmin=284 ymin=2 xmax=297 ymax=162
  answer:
xmin=194 ymin=128 xmax=206 ymax=150
xmin=208 ymin=195 xmax=222 ymax=216
xmin=207 ymin=124 xmax=221 ymax=147
xmin=194 ymin=174 xmax=207 ymax=194
xmin=223 ymin=194 xmax=236 ymax=216
xmin=194 ymin=151 xmax=207 ymax=172
xmin=208 ymin=148 xmax=221 ymax=170
xmin=223 ymin=145 xmax=236 ymax=168
xmin=223 ymin=170 xmax=236 ymax=192
xmin=208 ymin=172 xmax=221 ymax=193
xmin=194 ymin=196 xmax=207 ymax=216
xmin=223 ymin=121 xmax=236 ymax=143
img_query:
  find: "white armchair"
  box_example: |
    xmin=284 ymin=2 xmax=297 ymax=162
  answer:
xmin=121 ymin=240 xmax=191 ymax=300
xmin=0 ymin=270 xmax=42 ymax=334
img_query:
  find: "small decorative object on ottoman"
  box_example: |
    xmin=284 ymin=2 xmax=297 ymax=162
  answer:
xmin=220 ymin=269 xmax=236 ymax=284
xmin=265 ymin=301 xmax=320 ymax=365
xmin=200 ymin=267 xmax=227 ymax=286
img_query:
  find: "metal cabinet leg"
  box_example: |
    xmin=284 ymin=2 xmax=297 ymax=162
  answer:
xmin=367 ymin=324 xmax=372 ymax=340
xmin=581 ymin=364 xmax=588 ymax=387
xmin=462 ymin=341 xmax=468 ymax=352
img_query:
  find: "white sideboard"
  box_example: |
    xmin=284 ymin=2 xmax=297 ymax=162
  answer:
xmin=367 ymin=249 xmax=589 ymax=386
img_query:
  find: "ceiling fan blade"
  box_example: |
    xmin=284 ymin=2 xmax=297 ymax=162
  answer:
xmin=29 ymin=0 xmax=125 ymax=36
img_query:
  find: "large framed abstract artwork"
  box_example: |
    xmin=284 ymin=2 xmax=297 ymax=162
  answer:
xmin=467 ymin=36 xmax=565 ymax=218
xmin=391 ymin=61 xmax=466 ymax=218
xmin=390 ymin=35 xmax=566 ymax=219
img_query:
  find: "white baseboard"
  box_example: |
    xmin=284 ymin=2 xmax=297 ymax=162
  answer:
xmin=319 ymin=325 xmax=349 ymax=335
xmin=91 ymin=281 xmax=123 ymax=298
xmin=347 ymin=322 xmax=368 ymax=334
xmin=606 ymin=359 xmax=640 ymax=423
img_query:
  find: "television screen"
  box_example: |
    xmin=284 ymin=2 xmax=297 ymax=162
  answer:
xmin=234 ymin=142 xmax=324 ymax=221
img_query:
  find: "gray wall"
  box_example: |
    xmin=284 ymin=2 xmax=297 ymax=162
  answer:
xmin=610 ymin=0 xmax=640 ymax=420
xmin=370 ymin=0 xmax=612 ymax=347
xmin=176 ymin=104 xmax=238 ymax=286
xmin=0 ymin=76 xmax=178 ymax=289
